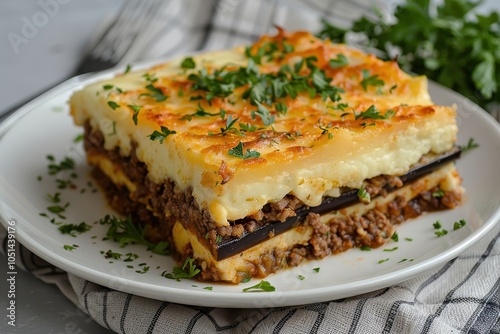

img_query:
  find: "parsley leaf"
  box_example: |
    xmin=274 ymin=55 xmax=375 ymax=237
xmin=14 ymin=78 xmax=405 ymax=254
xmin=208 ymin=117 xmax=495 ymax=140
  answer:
xmin=180 ymin=103 xmax=223 ymax=121
xmin=355 ymin=105 xmax=394 ymax=120
xmin=219 ymin=115 xmax=242 ymax=136
xmin=360 ymin=69 xmax=385 ymax=91
xmin=435 ymin=229 xmax=448 ymax=237
xmin=98 ymin=215 xmax=170 ymax=255
xmin=181 ymin=57 xmax=196 ymax=69
xmin=357 ymin=186 xmax=371 ymax=203
xmin=461 ymin=138 xmax=479 ymax=153
xmin=162 ymin=257 xmax=200 ymax=280
xmin=454 ymin=219 xmax=467 ymax=230
xmin=242 ymin=280 xmax=276 ymax=292
xmin=58 ymin=222 xmax=91 ymax=237
xmin=128 ymin=105 xmax=142 ymax=125
xmin=148 ymin=126 xmax=177 ymax=144
xmin=64 ymin=245 xmax=76 ymax=251
xmin=251 ymin=101 xmax=275 ymax=126
xmin=140 ymin=84 xmax=168 ymax=102
xmin=228 ymin=142 xmax=260 ymax=160
xmin=329 ymin=54 xmax=349 ymax=68
xmin=107 ymin=101 xmax=120 ymax=110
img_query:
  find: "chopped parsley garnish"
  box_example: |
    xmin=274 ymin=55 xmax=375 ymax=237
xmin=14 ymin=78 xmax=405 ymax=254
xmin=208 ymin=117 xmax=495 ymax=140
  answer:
xmin=204 ymin=286 xmax=213 ymax=291
xmin=102 ymin=249 xmax=122 ymax=260
xmin=319 ymin=122 xmax=335 ymax=139
xmin=251 ymin=102 xmax=275 ymax=127
xmin=357 ymin=186 xmax=371 ymax=203
xmin=360 ymin=245 xmax=371 ymax=251
xmin=242 ymin=280 xmax=276 ymax=292
xmin=461 ymin=138 xmax=479 ymax=153
xmin=228 ymin=142 xmax=260 ymax=160
xmin=384 ymin=247 xmax=399 ymax=252
xmin=47 ymin=156 xmax=75 ymax=175
xmin=329 ymin=54 xmax=349 ymax=68
xmin=433 ymin=221 xmax=442 ymax=229
xmin=454 ymin=219 xmax=467 ymax=230
xmin=239 ymin=123 xmax=259 ymax=132
xmin=58 ymin=222 xmax=91 ymax=237
xmin=140 ymin=84 xmax=168 ymax=102
xmin=360 ymin=69 xmax=385 ymax=91
xmin=180 ymin=103 xmax=224 ymax=121
xmin=313 ymin=267 xmax=320 ymax=273
xmin=124 ymin=64 xmax=132 ymax=74
xmin=47 ymin=192 xmax=61 ymax=203
xmin=147 ymin=126 xmax=177 ymax=144
xmin=435 ymin=229 xmax=448 ymax=237
xmin=142 ymin=72 xmax=158 ymax=83
xmin=298 ymin=275 xmax=305 ymax=280
xmin=187 ymin=56 xmax=344 ymax=107
xmin=128 ymin=105 xmax=142 ymax=125
xmin=73 ymin=134 xmax=84 ymax=143
xmin=135 ymin=266 xmax=150 ymax=274
xmin=355 ymin=105 xmax=394 ymax=120
xmin=275 ymin=102 xmax=288 ymax=115
xmin=181 ymin=57 xmax=196 ymax=69
xmin=103 ymin=84 xmax=114 ymax=91
xmin=245 ymin=41 xmax=292 ymax=64
xmin=124 ymin=253 xmax=139 ymax=262
xmin=405 ymin=237 xmax=413 ymax=242
xmin=432 ymin=190 xmax=445 ymax=198
xmin=98 ymin=215 xmax=170 ymax=255
xmin=378 ymin=258 xmax=390 ymax=264
xmin=391 ymin=232 xmax=399 ymax=242
xmin=47 ymin=202 xmax=69 ymax=218
xmin=162 ymin=257 xmax=200 ymax=280
xmin=107 ymin=101 xmax=120 ymax=110
xmin=218 ymin=115 xmax=242 ymax=136
xmin=63 ymin=245 xmax=76 ymax=251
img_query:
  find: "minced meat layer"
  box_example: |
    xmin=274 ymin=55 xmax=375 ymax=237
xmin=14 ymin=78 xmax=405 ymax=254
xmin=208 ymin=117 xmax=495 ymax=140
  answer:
xmin=84 ymin=124 xmax=461 ymax=280
xmin=85 ymin=124 xmax=406 ymax=245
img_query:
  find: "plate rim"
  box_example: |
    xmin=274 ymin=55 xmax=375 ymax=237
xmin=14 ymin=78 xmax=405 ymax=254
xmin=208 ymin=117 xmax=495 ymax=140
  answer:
xmin=1 ymin=65 xmax=500 ymax=308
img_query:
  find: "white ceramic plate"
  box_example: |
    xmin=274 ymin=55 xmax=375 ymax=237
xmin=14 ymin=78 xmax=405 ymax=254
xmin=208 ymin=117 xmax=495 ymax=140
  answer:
xmin=0 ymin=69 xmax=499 ymax=308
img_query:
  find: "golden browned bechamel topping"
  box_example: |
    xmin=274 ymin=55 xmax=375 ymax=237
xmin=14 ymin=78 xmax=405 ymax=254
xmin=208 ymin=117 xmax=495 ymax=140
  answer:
xmin=69 ymin=28 xmax=458 ymax=226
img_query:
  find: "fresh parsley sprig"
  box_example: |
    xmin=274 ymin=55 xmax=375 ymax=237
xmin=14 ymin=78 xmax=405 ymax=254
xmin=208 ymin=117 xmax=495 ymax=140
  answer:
xmin=148 ymin=126 xmax=177 ymax=144
xmin=162 ymin=257 xmax=200 ymax=280
xmin=318 ymin=0 xmax=500 ymax=110
xmin=98 ymin=215 xmax=170 ymax=255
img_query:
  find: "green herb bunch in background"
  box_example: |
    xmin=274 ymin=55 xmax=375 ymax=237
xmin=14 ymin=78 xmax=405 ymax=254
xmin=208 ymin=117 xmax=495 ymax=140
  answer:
xmin=318 ymin=0 xmax=500 ymax=111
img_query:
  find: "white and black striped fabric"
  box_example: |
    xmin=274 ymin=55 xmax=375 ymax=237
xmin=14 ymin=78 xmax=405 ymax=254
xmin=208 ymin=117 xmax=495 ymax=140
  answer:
xmin=1 ymin=0 xmax=500 ymax=333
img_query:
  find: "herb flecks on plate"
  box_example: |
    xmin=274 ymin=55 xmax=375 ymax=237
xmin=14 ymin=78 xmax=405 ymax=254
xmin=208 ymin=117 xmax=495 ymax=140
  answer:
xmin=98 ymin=215 xmax=170 ymax=255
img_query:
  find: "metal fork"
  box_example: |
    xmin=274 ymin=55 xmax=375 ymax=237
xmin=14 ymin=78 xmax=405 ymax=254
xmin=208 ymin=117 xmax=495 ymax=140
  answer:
xmin=76 ymin=0 xmax=165 ymax=73
xmin=0 ymin=0 xmax=165 ymax=123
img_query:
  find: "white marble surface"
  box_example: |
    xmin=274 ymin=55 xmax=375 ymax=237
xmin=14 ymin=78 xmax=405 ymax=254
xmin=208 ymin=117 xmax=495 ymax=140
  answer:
xmin=0 ymin=0 xmax=498 ymax=333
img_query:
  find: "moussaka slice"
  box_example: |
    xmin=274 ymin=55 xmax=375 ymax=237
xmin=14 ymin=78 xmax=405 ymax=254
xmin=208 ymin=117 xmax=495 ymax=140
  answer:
xmin=69 ymin=29 xmax=463 ymax=283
